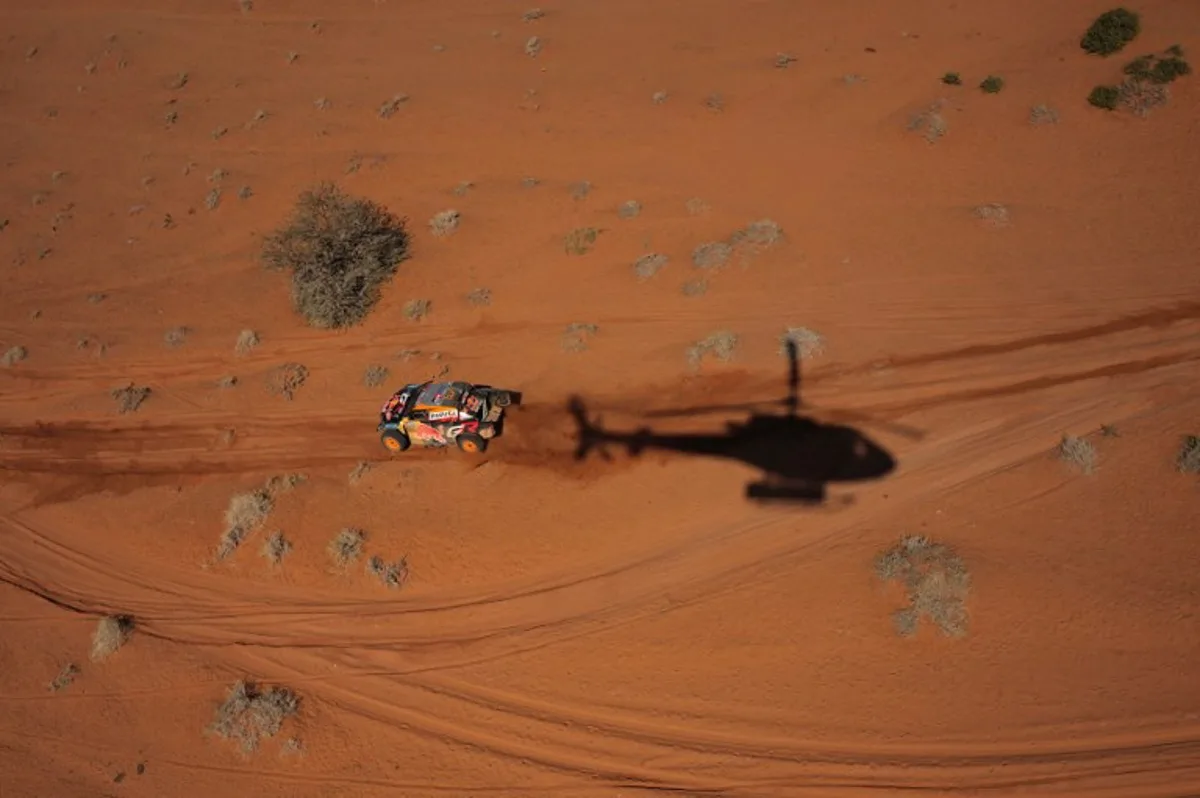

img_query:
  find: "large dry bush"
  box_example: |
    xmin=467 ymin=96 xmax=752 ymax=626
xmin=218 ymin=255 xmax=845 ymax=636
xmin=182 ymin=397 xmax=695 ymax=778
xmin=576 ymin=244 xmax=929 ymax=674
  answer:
xmin=261 ymin=183 xmax=411 ymax=329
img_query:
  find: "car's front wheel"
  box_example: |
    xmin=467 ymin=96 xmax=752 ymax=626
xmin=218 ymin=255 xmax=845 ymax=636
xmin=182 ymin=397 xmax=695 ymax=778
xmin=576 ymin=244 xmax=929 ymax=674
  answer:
xmin=381 ymin=429 xmax=411 ymax=453
xmin=456 ymin=432 xmax=488 ymax=454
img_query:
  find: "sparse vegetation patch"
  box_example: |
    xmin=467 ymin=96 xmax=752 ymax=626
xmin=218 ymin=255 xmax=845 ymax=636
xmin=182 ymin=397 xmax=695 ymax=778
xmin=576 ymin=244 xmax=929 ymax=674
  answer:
xmin=875 ymin=535 xmax=970 ymax=638
xmin=634 ymin=253 xmax=669 ymax=281
xmin=979 ymin=75 xmax=1004 ymax=94
xmin=49 ymin=663 xmax=80 ymax=693
xmin=363 ymin=364 xmax=389 ymax=388
xmin=261 ymin=531 xmax=292 ymax=565
xmin=235 ymin=329 xmax=260 ymax=355
xmin=209 ymin=680 xmax=300 ymax=755
xmin=429 ymin=209 xmax=460 ymax=237
xmin=262 ymin=183 xmax=411 ymax=329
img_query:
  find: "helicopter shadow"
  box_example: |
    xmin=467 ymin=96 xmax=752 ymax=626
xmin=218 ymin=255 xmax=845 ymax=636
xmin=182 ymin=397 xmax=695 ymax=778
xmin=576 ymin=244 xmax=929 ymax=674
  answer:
xmin=566 ymin=341 xmax=917 ymax=506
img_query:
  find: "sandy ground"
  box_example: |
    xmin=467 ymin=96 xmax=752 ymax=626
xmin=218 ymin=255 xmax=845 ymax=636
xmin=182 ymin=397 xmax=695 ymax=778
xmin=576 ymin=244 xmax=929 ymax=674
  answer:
xmin=2 ymin=1 xmax=1200 ymax=795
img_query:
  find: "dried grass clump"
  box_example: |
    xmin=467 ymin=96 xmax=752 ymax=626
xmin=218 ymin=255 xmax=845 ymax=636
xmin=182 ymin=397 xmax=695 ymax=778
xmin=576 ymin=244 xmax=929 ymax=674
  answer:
xmin=686 ymin=331 xmax=738 ymax=368
xmin=90 ymin=615 xmax=134 ymax=662
xmin=209 ymin=679 xmax=300 ymax=754
xmin=875 ymin=535 xmax=970 ymax=638
xmin=218 ymin=488 xmax=274 ymax=560
xmin=1058 ymin=434 xmax=1098 ymax=474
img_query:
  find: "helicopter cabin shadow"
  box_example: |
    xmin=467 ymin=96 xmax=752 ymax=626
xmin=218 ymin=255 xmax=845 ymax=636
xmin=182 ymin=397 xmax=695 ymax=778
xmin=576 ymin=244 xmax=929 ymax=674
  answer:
xmin=566 ymin=340 xmax=912 ymax=506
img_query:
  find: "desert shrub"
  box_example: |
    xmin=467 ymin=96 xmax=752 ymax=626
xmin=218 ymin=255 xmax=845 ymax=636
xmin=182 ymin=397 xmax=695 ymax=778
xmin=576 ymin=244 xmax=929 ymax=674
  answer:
xmin=1057 ymin=434 xmax=1098 ymax=474
xmin=1124 ymin=50 xmax=1191 ymax=85
xmin=209 ymin=680 xmax=300 ymax=754
xmin=875 ymin=535 xmax=970 ymax=638
xmin=235 ymin=329 xmax=260 ymax=355
xmin=686 ymin=331 xmax=738 ymax=368
xmin=979 ymin=75 xmax=1005 ymax=93
xmin=1177 ymin=435 xmax=1200 ymax=474
xmin=49 ymin=663 xmax=80 ymax=692
xmin=111 ymin=384 xmax=150 ymax=414
xmin=261 ymin=531 xmax=292 ymax=564
xmin=266 ymin=362 xmax=308 ymax=400
xmin=367 ymin=555 xmax=409 ymax=589
xmin=779 ymin=326 xmax=825 ymax=359
xmin=218 ymin=488 xmax=274 ymax=560
xmin=261 ymin=183 xmax=411 ymax=329
xmin=1088 ymin=84 xmax=1121 ymax=110
xmin=90 ymin=615 xmax=134 ymax=661
xmin=328 ymin=527 xmax=366 ymax=566
xmin=941 ymin=71 xmax=962 ymax=85
xmin=2 ymin=345 xmax=27 ymax=366
xmin=1081 ymin=8 xmax=1140 ymax=56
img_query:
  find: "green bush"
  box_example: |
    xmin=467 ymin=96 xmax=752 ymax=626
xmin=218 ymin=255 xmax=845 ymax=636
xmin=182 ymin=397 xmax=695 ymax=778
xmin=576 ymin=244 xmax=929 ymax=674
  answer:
xmin=941 ymin=71 xmax=962 ymax=86
xmin=262 ymin=183 xmax=411 ymax=329
xmin=979 ymin=75 xmax=1005 ymax=94
xmin=1087 ymin=84 xmax=1120 ymax=109
xmin=1081 ymin=8 xmax=1140 ymax=56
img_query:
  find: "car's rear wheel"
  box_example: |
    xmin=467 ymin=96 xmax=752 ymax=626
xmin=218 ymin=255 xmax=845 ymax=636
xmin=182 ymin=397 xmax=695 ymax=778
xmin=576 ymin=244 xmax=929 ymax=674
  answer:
xmin=381 ymin=429 xmax=410 ymax=453
xmin=456 ymin=432 xmax=488 ymax=454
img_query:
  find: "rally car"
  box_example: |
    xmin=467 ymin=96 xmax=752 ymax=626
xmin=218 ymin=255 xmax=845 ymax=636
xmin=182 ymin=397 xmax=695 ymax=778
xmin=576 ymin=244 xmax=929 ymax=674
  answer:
xmin=377 ymin=380 xmax=522 ymax=454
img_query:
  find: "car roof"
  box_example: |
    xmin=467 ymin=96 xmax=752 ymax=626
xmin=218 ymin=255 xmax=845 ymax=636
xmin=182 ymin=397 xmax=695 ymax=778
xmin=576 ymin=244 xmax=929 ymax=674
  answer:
xmin=413 ymin=381 xmax=469 ymax=409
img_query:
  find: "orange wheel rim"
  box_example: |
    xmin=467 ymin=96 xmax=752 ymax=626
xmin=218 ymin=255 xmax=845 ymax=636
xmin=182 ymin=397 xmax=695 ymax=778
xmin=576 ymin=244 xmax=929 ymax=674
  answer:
xmin=462 ymin=440 xmax=478 ymax=452
xmin=384 ymin=437 xmax=401 ymax=451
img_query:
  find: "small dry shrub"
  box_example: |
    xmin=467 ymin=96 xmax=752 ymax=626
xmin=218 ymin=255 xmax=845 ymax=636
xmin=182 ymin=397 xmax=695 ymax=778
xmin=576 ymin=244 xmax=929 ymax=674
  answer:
xmin=973 ymin=203 xmax=1010 ymax=227
xmin=779 ymin=326 xmax=825 ymax=359
xmin=561 ymin=322 xmax=599 ymax=352
xmin=267 ymin=363 xmax=308 ymax=400
xmin=466 ymin=287 xmax=492 ymax=306
xmin=730 ymin=219 xmax=783 ymax=249
xmin=2 ymin=345 xmax=28 ymax=367
xmin=686 ymin=331 xmax=738 ymax=368
xmin=164 ymin=326 xmax=190 ymax=347
xmin=49 ymin=663 xmax=80 ymax=692
xmin=235 ymin=329 xmax=260 ymax=355
xmin=875 ymin=535 xmax=970 ymax=638
xmin=378 ymin=93 xmax=409 ymax=119
xmin=264 ymin=473 xmax=306 ymax=494
xmin=329 ymin=527 xmax=366 ymax=566
xmin=1058 ymin=434 xmax=1098 ymax=474
xmin=367 ymin=555 xmax=409 ymax=589
xmin=525 ymin=36 xmax=542 ymax=57
xmin=261 ymin=183 xmax=411 ymax=329
xmin=617 ymin=200 xmax=641 ymax=219
xmin=691 ymin=241 xmax=731 ymax=269
xmin=111 ymin=384 xmax=151 ymax=414
xmin=209 ymin=679 xmax=300 ymax=754
xmin=403 ymin=299 xmax=431 ymax=321
xmin=348 ymin=461 xmax=372 ymax=483
xmin=90 ymin=615 xmax=134 ymax=662
xmin=908 ymin=101 xmax=948 ymax=143
xmin=1176 ymin=435 xmax=1200 ymax=474
xmin=261 ymin=531 xmax=292 ymax=565
xmin=429 ymin=209 xmax=460 ymax=237
xmin=633 ymin=253 xmax=669 ymax=281
xmin=564 ymin=227 xmax=600 ymax=255
xmin=218 ymin=488 xmax=274 ymax=560
xmin=1029 ymin=104 xmax=1060 ymax=125
xmin=363 ymin=364 xmax=388 ymax=388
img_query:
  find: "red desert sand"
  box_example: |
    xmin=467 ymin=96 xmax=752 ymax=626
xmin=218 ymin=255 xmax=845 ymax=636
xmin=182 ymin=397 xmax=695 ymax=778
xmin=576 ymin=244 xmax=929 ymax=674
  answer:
xmin=2 ymin=1 xmax=1199 ymax=795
